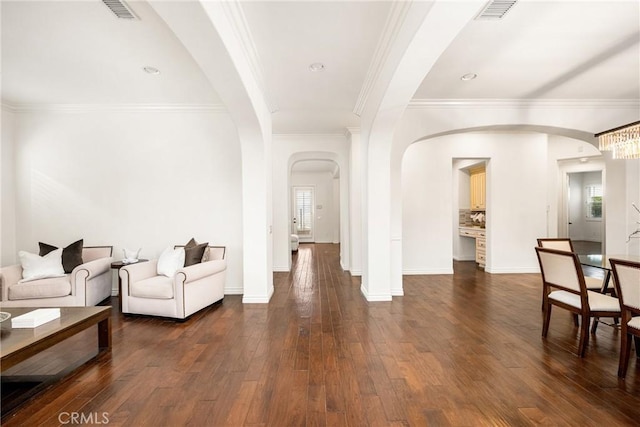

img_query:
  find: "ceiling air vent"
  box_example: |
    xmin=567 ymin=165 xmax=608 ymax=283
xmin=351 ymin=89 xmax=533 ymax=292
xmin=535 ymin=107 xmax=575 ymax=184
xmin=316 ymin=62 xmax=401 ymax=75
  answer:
xmin=102 ymin=0 xmax=139 ymax=20
xmin=475 ymin=0 xmax=518 ymax=20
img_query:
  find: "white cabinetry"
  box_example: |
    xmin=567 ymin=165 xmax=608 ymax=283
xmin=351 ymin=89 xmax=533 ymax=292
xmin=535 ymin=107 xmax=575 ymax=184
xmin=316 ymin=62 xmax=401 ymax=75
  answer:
xmin=459 ymin=227 xmax=486 ymax=269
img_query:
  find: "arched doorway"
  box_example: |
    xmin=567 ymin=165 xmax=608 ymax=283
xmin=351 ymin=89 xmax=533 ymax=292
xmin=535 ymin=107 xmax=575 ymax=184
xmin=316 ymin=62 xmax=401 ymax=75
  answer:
xmin=289 ymin=160 xmax=341 ymax=245
xmin=399 ymin=129 xmax=603 ymax=279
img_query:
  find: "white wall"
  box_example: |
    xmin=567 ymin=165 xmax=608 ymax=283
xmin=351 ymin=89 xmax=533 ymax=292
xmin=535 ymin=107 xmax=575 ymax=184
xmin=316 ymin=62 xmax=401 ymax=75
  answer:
xmin=290 ymin=170 xmax=339 ymax=244
xmin=624 ymin=160 xmax=640 ymax=255
xmin=1 ymin=107 xmax=17 ymax=266
xmin=606 ymin=154 xmax=640 ymax=256
xmin=402 ymin=132 xmax=548 ymax=274
xmin=332 ymin=177 xmax=340 ymax=243
xmin=568 ymin=172 xmax=585 ymax=239
xmin=6 ymin=108 xmax=244 ymax=294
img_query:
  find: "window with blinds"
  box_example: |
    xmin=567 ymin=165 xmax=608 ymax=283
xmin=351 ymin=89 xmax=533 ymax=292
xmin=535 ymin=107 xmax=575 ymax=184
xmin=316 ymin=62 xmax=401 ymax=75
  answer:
xmin=585 ymin=184 xmax=602 ymax=220
xmin=294 ymin=187 xmax=313 ymax=235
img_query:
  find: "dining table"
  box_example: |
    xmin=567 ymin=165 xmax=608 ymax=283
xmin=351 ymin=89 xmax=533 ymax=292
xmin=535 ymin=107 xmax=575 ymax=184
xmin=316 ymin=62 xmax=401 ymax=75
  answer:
xmin=578 ymin=253 xmax=640 ymax=294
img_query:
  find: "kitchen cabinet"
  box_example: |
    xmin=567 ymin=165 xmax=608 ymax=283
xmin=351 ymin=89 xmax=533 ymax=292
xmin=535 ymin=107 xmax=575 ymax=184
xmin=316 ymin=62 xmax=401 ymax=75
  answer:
xmin=470 ymin=167 xmax=486 ymax=211
xmin=459 ymin=227 xmax=486 ymax=269
xmin=475 ymin=233 xmax=486 ymax=268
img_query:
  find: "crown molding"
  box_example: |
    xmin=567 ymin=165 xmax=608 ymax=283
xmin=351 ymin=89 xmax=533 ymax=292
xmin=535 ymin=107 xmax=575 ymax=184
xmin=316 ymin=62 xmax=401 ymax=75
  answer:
xmin=352 ymin=0 xmax=412 ymax=116
xmin=2 ymin=103 xmax=228 ymax=113
xmin=221 ymin=0 xmax=277 ymax=114
xmin=408 ymin=99 xmax=640 ymax=109
xmin=274 ymin=132 xmax=347 ymax=139
xmin=345 ymin=127 xmax=361 ymax=137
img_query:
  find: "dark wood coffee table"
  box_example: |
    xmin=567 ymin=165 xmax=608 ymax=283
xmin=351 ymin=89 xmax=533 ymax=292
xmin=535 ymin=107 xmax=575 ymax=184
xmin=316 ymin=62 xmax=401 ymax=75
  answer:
xmin=0 ymin=306 xmax=111 ymax=416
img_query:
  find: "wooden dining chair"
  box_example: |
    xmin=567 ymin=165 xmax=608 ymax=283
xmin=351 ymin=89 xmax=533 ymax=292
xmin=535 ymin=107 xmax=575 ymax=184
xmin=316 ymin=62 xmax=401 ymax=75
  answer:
xmin=537 ymin=238 xmax=575 ymax=252
xmin=610 ymin=258 xmax=640 ymax=378
xmin=536 ymin=238 xmax=605 ymax=313
xmin=535 ymin=247 xmax=621 ymax=357
xmin=537 ymin=238 xmax=603 ymax=288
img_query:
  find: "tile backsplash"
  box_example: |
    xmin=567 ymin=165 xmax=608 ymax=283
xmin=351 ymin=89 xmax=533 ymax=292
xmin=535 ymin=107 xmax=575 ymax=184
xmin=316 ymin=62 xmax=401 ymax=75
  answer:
xmin=459 ymin=209 xmax=486 ymax=227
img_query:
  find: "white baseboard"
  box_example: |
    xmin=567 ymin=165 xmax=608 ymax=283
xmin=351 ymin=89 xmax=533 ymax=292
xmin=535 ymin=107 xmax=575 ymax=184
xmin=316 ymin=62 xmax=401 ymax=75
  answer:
xmin=402 ymin=268 xmax=454 ymax=275
xmin=350 ymin=269 xmax=362 ymax=276
xmin=273 ymin=266 xmax=289 ymax=272
xmin=360 ymin=285 xmax=392 ymax=302
xmin=242 ymin=285 xmax=274 ymax=303
xmin=224 ymin=285 xmax=244 ymax=295
xmin=485 ymin=266 xmax=540 ymax=274
xmin=391 ymin=288 xmax=404 ymax=296
xmin=453 ymin=255 xmax=476 ymax=261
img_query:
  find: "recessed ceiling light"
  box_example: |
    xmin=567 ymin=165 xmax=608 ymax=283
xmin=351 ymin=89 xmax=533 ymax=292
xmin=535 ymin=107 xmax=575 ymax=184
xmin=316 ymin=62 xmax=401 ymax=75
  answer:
xmin=461 ymin=73 xmax=477 ymax=81
xmin=143 ymin=66 xmax=160 ymax=75
xmin=309 ymin=62 xmax=325 ymax=72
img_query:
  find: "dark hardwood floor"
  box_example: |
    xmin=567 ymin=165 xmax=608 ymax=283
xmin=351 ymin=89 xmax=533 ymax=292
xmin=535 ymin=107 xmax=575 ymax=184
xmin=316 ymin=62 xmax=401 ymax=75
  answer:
xmin=571 ymin=240 xmax=602 ymax=255
xmin=2 ymin=243 xmax=639 ymax=426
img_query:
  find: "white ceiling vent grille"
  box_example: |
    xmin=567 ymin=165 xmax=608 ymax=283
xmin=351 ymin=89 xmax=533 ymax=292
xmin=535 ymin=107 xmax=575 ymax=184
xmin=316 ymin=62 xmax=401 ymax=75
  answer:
xmin=102 ymin=0 xmax=139 ymax=20
xmin=475 ymin=0 xmax=518 ymax=20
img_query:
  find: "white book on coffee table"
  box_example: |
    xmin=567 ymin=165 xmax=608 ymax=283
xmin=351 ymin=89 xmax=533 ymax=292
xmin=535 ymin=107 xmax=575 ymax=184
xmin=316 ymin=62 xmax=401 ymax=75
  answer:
xmin=11 ymin=308 xmax=61 ymax=328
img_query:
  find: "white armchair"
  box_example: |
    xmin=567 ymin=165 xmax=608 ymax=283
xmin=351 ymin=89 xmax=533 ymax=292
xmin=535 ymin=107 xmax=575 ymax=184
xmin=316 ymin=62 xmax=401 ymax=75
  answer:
xmin=0 ymin=246 xmax=114 ymax=307
xmin=120 ymin=246 xmax=226 ymax=320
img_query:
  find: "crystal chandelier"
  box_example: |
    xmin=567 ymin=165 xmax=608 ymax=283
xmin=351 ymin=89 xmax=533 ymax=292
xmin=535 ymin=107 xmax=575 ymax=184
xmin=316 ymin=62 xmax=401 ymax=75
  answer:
xmin=596 ymin=121 xmax=640 ymax=159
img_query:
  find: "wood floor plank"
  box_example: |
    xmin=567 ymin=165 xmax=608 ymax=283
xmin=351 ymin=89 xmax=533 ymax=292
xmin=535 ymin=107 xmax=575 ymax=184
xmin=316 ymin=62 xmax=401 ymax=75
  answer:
xmin=3 ymin=243 xmax=639 ymax=426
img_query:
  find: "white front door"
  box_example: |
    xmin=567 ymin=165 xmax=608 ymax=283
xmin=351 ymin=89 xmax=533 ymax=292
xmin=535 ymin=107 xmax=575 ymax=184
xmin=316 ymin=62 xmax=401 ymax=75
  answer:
xmin=293 ymin=186 xmax=314 ymax=242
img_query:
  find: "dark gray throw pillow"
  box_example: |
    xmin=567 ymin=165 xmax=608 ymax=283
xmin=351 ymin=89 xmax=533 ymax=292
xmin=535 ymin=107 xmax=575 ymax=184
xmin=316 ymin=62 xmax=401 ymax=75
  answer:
xmin=39 ymin=239 xmax=84 ymax=273
xmin=184 ymin=238 xmax=208 ymax=267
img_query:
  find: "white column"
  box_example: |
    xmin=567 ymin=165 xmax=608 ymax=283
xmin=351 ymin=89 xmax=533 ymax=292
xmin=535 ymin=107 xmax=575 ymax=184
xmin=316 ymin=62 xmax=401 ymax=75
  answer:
xmin=362 ymin=131 xmax=393 ymax=300
xmin=241 ymin=130 xmax=274 ymax=302
xmin=347 ymin=128 xmax=363 ymax=276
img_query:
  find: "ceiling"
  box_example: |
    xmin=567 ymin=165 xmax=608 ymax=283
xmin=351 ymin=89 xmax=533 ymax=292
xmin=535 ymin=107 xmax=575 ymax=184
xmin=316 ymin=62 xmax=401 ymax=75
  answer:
xmin=2 ymin=0 xmax=639 ymax=133
xmin=291 ymin=159 xmax=339 ymax=176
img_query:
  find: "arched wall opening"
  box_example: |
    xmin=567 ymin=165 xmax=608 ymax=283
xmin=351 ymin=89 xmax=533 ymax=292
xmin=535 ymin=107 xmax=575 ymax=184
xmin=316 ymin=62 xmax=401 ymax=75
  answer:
xmin=398 ymin=125 xmax=605 ymax=280
xmin=272 ymin=144 xmax=350 ymax=273
xmin=377 ymin=104 xmax=639 ymax=297
xmin=289 ymin=159 xmax=341 ymax=246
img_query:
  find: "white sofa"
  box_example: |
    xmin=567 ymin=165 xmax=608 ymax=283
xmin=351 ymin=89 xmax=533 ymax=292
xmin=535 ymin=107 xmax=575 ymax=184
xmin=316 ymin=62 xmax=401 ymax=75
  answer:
xmin=120 ymin=246 xmax=226 ymax=320
xmin=0 ymin=246 xmax=114 ymax=307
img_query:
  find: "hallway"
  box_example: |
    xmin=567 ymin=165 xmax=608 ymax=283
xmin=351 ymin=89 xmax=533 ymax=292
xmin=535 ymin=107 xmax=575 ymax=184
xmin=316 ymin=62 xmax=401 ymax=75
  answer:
xmin=4 ymin=244 xmax=639 ymax=426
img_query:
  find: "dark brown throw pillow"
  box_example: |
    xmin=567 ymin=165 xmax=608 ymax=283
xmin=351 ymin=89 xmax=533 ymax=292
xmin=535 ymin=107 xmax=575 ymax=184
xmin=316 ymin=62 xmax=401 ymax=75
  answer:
xmin=184 ymin=238 xmax=208 ymax=267
xmin=39 ymin=239 xmax=84 ymax=273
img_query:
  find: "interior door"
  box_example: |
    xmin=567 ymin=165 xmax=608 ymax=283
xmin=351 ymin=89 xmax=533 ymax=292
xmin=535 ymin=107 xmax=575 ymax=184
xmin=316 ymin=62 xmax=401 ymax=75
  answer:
xmin=292 ymin=186 xmax=314 ymax=242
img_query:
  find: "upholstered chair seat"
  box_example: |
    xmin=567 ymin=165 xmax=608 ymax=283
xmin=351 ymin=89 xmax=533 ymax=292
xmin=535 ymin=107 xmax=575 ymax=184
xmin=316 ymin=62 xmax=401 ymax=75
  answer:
xmin=130 ymin=275 xmax=174 ymax=299
xmin=9 ymin=277 xmax=72 ymax=300
xmin=548 ymin=290 xmax=621 ymax=312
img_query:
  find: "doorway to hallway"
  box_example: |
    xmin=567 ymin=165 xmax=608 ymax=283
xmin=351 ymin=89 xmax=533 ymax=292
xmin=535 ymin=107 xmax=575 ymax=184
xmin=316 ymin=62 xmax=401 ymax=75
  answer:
xmin=567 ymin=170 xmax=604 ymax=255
xmin=293 ymin=186 xmax=315 ymax=243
